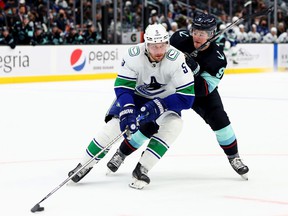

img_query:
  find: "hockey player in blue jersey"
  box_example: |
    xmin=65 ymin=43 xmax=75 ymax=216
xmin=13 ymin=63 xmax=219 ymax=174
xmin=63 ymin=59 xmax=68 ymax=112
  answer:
xmin=68 ymin=24 xmax=195 ymax=189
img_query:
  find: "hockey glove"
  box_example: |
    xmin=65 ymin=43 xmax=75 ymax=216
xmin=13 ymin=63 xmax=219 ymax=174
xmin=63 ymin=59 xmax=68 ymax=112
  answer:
xmin=140 ymin=98 xmax=167 ymax=124
xmin=119 ymin=105 xmax=138 ymax=134
xmin=185 ymin=53 xmax=200 ymax=77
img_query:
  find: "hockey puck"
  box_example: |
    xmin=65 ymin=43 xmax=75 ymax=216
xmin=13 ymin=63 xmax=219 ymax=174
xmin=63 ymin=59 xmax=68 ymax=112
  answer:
xmin=31 ymin=204 xmax=45 ymax=213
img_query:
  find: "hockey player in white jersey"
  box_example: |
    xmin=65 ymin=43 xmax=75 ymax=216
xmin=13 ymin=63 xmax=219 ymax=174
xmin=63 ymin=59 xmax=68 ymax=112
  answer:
xmin=68 ymin=24 xmax=195 ymax=189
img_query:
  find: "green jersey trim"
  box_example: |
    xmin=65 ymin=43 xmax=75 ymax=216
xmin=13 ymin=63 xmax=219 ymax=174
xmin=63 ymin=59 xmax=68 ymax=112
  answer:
xmin=114 ymin=76 xmax=136 ymax=90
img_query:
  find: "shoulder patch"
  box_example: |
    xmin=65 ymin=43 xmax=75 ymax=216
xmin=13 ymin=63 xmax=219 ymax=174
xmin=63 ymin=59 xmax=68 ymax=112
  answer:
xmin=216 ymin=50 xmax=225 ymax=60
xmin=179 ymin=30 xmax=190 ymax=38
xmin=166 ymin=49 xmax=180 ymax=61
xmin=128 ymin=46 xmax=140 ymax=57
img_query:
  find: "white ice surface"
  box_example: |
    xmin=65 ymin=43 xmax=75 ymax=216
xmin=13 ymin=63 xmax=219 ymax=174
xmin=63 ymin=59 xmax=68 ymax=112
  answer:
xmin=0 ymin=72 xmax=288 ymax=216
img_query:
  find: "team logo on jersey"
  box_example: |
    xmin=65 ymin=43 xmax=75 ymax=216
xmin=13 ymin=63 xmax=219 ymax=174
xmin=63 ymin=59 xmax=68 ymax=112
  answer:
xmin=70 ymin=49 xmax=86 ymax=71
xmin=136 ymin=76 xmax=166 ymax=97
xmin=179 ymin=31 xmax=190 ymax=38
xmin=166 ymin=49 xmax=180 ymax=61
xmin=216 ymin=51 xmax=225 ymax=60
xmin=128 ymin=46 xmax=140 ymax=57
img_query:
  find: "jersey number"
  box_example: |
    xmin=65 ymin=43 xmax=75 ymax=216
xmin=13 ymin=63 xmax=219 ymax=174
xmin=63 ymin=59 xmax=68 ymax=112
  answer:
xmin=181 ymin=63 xmax=188 ymax=74
xmin=216 ymin=67 xmax=225 ymax=79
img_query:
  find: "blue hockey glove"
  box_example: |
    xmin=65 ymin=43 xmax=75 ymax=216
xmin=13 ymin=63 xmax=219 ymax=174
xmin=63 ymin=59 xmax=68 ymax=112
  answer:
xmin=185 ymin=52 xmax=200 ymax=76
xmin=119 ymin=105 xmax=138 ymax=133
xmin=140 ymin=98 xmax=167 ymax=124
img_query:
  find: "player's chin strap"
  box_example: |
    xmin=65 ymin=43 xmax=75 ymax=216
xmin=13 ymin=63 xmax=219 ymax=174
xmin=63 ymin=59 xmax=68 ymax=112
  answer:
xmin=31 ymin=115 xmax=145 ymax=213
xmin=191 ymin=5 xmax=274 ymax=57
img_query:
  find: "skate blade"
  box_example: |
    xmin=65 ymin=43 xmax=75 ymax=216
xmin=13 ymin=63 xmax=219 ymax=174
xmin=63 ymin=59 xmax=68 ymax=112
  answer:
xmin=240 ymin=173 xmax=248 ymax=180
xmin=129 ymin=177 xmax=148 ymax=190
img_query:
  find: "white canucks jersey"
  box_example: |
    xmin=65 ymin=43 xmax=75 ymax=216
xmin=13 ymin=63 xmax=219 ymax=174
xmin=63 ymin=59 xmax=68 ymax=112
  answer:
xmin=115 ymin=43 xmax=194 ymax=100
xmin=247 ymin=31 xmax=262 ymax=43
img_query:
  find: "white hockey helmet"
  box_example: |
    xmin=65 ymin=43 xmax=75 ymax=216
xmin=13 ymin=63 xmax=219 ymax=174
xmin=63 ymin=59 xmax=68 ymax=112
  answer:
xmin=271 ymin=27 xmax=277 ymax=33
xmin=219 ymin=23 xmax=226 ymax=31
xmin=144 ymin=24 xmax=169 ymax=45
xmin=232 ymin=16 xmax=239 ymax=23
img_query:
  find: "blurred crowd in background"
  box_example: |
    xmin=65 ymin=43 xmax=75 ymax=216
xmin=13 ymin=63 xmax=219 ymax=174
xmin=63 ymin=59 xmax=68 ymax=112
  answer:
xmin=0 ymin=0 xmax=288 ymax=49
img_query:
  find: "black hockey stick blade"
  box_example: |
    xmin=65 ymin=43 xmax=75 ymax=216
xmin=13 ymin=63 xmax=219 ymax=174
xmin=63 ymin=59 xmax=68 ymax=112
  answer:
xmin=190 ymin=5 xmax=274 ymax=57
xmin=30 ymin=128 xmax=129 ymax=213
xmin=31 ymin=203 xmax=45 ymax=213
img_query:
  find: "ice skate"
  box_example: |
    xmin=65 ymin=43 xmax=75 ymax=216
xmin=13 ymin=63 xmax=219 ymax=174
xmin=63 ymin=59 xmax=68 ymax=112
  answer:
xmin=107 ymin=149 xmax=126 ymax=173
xmin=129 ymin=163 xmax=150 ymax=190
xmin=68 ymin=163 xmax=93 ymax=183
xmin=229 ymin=157 xmax=249 ymax=180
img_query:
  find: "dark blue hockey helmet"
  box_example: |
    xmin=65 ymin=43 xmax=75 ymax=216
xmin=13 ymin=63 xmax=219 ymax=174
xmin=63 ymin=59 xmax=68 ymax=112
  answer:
xmin=192 ymin=13 xmax=217 ymax=32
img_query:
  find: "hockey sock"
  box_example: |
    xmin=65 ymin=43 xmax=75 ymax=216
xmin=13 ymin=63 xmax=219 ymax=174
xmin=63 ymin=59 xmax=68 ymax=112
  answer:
xmin=86 ymin=138 xmax=110 ymax=161
xmin=146 ymin=137 xmax=169 ymax=159
xmin=120 ymin=138 xmax=137 ymax=155
xmin=220 ymin=139 xmax=239 ymax=156
xmin=120 ymin=122 xmax=159 ymax=156
xmin=120 ymin=130 xmax=149 ymax=155
xmin=139 ymin=136 xmax=169 ymax=171
xmin=215 ymin=124 xmax=238 ymax=156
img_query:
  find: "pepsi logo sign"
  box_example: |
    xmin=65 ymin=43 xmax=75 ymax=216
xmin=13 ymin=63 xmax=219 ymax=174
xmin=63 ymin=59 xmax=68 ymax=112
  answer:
xmin=70 ymin=49 xmax=86 ymax=71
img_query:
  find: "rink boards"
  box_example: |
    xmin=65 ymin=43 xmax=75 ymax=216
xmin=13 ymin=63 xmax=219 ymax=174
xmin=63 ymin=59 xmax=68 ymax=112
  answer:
xmin=0 ymin=43 xmax=287 ymax=84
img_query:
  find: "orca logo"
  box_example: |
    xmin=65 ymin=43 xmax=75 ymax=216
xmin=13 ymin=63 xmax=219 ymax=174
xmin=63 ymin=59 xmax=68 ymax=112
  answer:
xmin=135 ymin=76 xmax=166 ymax=97
xmin=70 ymin=49 xmax=86 ymax=71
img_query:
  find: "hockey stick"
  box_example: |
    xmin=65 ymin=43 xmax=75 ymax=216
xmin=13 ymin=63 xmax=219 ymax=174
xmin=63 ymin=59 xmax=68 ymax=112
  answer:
xmin=30 ymin=129 xmax=127 ymax=213
xmin=190 ymin=5 xmax=274 ymax=57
